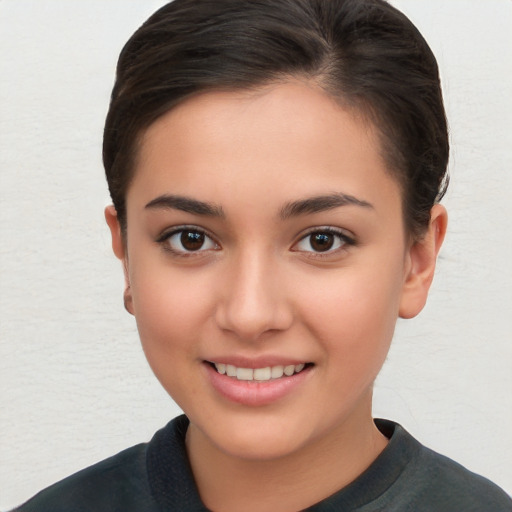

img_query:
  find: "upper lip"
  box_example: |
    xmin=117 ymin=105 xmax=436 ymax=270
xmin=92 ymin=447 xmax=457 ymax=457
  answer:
xmin=204 ymin=356 xmax=312 ymax=369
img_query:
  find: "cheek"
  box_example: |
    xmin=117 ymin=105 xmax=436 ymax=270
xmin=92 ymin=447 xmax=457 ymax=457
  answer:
xmin=129 ymin=265 xmax=213 ymax=357
xmin=128 ymin=267 xmax=215 ymax=408
xmin=297 ymin=263 xmax=403 ymax=371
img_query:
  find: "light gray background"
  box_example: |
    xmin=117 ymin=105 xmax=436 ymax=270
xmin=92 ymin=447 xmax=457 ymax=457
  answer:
xmin=1 ymin=1 xmax=511 ymax=509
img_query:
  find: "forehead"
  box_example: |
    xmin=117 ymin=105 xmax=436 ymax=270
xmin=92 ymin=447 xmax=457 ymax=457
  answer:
xmin=129 ymin=81 xmax=401 ymax=217
xmin=139 ymin=82 xmax=375 ymax=160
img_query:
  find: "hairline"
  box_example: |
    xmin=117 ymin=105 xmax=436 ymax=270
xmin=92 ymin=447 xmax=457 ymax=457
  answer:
xmin=118 ymin=76 xmax=415 ymax=244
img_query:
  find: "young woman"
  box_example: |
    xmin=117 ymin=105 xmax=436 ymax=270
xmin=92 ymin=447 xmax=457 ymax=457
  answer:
xmin=12 ymin=0 xmax=512 ymax=510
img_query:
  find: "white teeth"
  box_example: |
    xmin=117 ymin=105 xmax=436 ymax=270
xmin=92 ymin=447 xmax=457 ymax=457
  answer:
xmin=253 ymin=367 xmax=271 ymax=381
xmin=236 ymin=367 xmax=254 ymax=380
xmin=284 ymin=365 xmax=295 ymax=376
xmin=271 ymin=365 xmax=284 ymax=379
xmin=215 ymin=363 xmax=226 ymax=374
xmin=213 ymin=362 xmax=308 ymax=381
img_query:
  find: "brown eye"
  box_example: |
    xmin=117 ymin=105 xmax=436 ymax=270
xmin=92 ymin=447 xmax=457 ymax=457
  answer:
xmin=181 ymin=230 xmax=205 ymax=251
xmin=163 ymin=228 xmax=218 ymax=254
xmin=309 ymin=233 xmax=334 ymax=252
xmin=295 ymin=229 xmax=353 ymax=254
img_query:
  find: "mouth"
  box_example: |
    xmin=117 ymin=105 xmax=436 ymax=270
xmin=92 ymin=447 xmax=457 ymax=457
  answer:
xmin=207 ymin=361 xmax=313 ymax=382
xmin=204 ymin=360 xmax=314 ymax=406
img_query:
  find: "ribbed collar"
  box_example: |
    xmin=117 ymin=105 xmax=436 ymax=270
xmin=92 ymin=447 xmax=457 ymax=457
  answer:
xmin=147 ymin=415 xmax=420 ymax=511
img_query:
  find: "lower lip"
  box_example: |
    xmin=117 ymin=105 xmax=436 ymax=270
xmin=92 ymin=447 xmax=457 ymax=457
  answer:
xmin=204 ymin=363 xmax=313 ymax=406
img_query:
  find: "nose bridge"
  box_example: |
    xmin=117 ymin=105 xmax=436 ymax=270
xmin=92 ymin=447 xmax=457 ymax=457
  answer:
xmin=215 ymin=246 xmax=291 ymax=340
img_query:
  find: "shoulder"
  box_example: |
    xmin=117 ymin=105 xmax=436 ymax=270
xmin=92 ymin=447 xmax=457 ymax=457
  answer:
xmin=411 ymin=444 xmax=512 ymax=511
xmin=11 ymin=416 xmax=197 ymax=512
xmin=379 ymin=420 xmax=512 ymax=512
xmin=12 ymin=442 xmax=156 ymax=512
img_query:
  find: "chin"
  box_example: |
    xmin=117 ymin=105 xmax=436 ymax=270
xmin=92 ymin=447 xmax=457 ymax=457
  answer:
xmin=192 ymin=409 xmax=319 ymax=462
xmin=218 ymin=429 xmax=307 ymax=461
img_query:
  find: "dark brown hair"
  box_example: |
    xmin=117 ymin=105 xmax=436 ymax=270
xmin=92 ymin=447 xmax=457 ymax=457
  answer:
xmin=103 ymin=0 xmax=448 ymax=239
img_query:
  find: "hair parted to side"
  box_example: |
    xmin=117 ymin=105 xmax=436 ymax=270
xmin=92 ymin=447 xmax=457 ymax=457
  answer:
xmin=103 ymin=0 xmax=449 ymax=240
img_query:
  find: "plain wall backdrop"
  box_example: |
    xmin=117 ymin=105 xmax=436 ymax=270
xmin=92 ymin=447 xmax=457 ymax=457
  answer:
xmin=1 ymin=0 xmax=511 ymax=509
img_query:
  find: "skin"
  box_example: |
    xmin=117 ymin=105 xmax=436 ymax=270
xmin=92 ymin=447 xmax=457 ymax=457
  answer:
xmin=106 ymin=81 xmax=447 ymax=511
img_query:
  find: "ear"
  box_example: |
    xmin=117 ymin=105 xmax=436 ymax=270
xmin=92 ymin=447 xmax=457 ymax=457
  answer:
xmin=105 ymin=205 xmax=134 ymax=315
xmin=399 ymin=204 xmax=448 ymax=319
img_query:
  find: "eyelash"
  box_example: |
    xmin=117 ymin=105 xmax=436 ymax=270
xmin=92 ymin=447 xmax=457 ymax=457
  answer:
xmin=156 ymin=226 xmax=356 ymax=258
xmin=156 ymin=226 xmax=219 ymax=257
xmin=293 ymin=227 xmax=356 ymax=257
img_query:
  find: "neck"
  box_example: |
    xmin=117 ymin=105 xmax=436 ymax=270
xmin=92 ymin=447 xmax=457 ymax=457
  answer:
xmin=185 ymin=396 xmax=388 ymax=512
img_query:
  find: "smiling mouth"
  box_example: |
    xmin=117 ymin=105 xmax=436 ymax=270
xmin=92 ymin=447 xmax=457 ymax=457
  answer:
xmin=208 ymin=362 xmax=313 ymax=382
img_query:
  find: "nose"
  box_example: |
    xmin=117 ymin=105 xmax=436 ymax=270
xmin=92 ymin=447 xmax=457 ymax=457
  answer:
xmin=214 ymin=251 xmax=293 ymax=342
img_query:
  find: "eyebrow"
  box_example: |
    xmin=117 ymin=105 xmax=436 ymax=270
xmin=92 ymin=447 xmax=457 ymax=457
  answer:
xmin=280 ymin=193 xmax=373 ymax=219
xmin=145 ymin=194 xmax=225 ymax=217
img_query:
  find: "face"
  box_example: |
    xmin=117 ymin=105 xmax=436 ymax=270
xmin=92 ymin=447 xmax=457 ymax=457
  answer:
xmin=107 ymin=81 xmax=442 ymax=461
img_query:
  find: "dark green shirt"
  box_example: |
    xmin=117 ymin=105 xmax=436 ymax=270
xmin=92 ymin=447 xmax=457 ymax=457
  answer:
xmin=13 ymin=415 xmax=512 ymax=511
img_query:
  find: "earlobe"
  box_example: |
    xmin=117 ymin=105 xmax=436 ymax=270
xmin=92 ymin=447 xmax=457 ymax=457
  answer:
xmin=123 ymin=285 xmax=134 ymax=315
xmin=105 ymin=205 xmax=134 ymax=316
xmin=399 ymin=204 xmax=448 ymax=319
